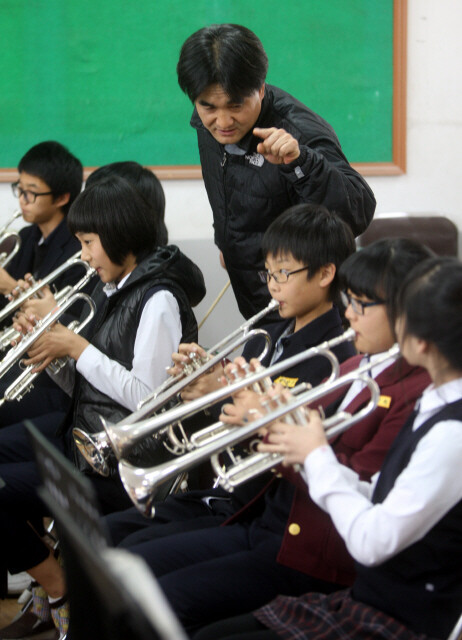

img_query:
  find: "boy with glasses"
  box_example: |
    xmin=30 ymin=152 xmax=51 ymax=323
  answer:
xmin=101 ymin=203 xmax=356 ymax=588
xmin=0 ymin=141 xmax=83 ymax=426
xmin=2 ymin=140 xmax=83 ymax=302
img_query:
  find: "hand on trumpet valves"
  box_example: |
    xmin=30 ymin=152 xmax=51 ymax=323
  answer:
xmin=21 ymin=322 xmax=89 ymax=373
xmin=20 ymin=283 xmax=57 ymax=318
xmin=219 ymin=356 xmax=274 ymax=426
xmin=6 ymin=274 xmax=34 ymax=301
xmin=258 ymin=406 xmax=328 ymax=466
xmin=168 ymin=342 xmax=227 ymax=402
xmin=10 ymin=310 xmax=35 ymax=343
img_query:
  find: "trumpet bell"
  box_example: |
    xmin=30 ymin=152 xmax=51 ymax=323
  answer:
xmin=73 ymin=427 xmax=111 ymax=477
xmin=118 ymin=461 xmax=156 ymax=519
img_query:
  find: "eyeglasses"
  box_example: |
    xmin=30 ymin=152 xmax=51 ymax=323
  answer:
xmin=340 ymin=291 xmax=385 ymax=315
xmin=11 ymin=182 xmax=54 ymax=204
xmin=258 ymin=266 xmax=309 ymax=284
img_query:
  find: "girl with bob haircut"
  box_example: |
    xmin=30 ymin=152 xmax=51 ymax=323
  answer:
xmin=0 ymin=174 xmax=205 ymax=638
xmin=197 ymin=257 xmax=462 ymax=640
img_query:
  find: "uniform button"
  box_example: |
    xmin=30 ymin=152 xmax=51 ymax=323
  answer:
xmin=288 ymin=523 xmax=301 ymax=536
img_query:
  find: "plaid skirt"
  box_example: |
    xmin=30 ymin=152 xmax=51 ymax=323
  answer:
xmin=254 ymin=589 xmax=439 ymax=640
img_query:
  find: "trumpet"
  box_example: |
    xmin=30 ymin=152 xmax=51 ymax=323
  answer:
xmin=0 ymin=252 xmax=96 ymax=351
xmin=0 ymin=251 xmax=96 ymax=326
xmin=136 ymin=297 xmax=279 ymax=412
xmin=0 ymin=292 xmax=96 ymax=406
xmin=0 ymin=210 xmax=22 ymax=269
xmin=74 ymin=328 xmax=355 ymax=477
xmin=73 ymin=298 xmax=279 ymax=475
xmin=119 ymin=344 xmax=399 ymax=517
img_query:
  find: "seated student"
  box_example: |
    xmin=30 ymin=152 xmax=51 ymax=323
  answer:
xmin=111 ymin=238 xmax=432 ymax=635
xmin=1 ymin=140 xmax=82 ymax=299
xmin=0 ymin=140 xmax=83 ymax=423
xmin=104 ymin=202 xmax=356 ymax=547
xmin=0 ymin=175 xmax=205 ymax=638
xmin=196 ymin=256 xmax=462 ymax=640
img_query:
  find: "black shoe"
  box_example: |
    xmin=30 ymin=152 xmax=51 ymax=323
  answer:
xmin=0 ymin=607 xmax=55 ymax=639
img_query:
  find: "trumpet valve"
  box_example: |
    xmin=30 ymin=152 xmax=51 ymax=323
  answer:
xmin=73 ymin=428 xmax=111 ymax=477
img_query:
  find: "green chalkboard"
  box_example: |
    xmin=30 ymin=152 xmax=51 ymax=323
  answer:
xmin=0 ymin=0 xmax=399 ymax=172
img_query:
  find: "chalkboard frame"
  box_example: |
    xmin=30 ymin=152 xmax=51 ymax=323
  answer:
xmin=0 ymin=0 xmax=406 ymax=183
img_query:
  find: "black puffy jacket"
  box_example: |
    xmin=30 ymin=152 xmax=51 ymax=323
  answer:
xmin=192 ymin=84 xmax=376 ymax=319
xmin=63 ymin=244 xmax=206 ymax=472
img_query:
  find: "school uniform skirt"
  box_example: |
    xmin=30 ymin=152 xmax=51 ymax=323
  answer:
xmin=253 ymin=589 xmax=436 ymax=640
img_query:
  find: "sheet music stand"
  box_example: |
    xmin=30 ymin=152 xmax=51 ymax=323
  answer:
xmin=26 ymin=421 xmax=188 ymax=640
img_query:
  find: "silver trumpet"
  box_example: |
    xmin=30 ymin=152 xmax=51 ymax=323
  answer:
xmin=0 ymin=284 xmax=74 ymax=352
xmin=0 ymin=210 xmax=23 ymax=269
xmin=73 ymin=298 xmax=279 ymax=476
xmin=74 ymin=328 xmax=355 ymax=477
xmin=0 ymin=251 xmax=96 ymax=326
xmin=118 ymin=344 xmax=399 ymax=517
xmin=0 ymin=292 xmax=96 ymax=406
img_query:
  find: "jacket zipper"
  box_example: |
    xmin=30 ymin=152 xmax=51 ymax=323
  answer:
xmin=221 ymin=151 xmax=229 ymax=245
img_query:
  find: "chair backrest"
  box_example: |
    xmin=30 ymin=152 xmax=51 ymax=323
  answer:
xmin=357 ymin=214 xmax=459 ymax=257
xmin=26 ymin=421 xmax=187 ymax=640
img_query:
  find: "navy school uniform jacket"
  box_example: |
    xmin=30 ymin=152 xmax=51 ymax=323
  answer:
xmin=5 ymin=218 xmax=81 ymax=291
xmin=224 ymin=305 xmax=356 ymax=511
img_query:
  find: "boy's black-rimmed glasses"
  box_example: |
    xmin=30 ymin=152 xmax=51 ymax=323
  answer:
xmin=11 ymin=181 xmax=54 ymax=204
xmin=258 ymin=266 xmax=309 ymax=284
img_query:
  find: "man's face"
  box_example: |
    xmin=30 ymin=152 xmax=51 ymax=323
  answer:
xmin=195 ymin=83 xmax=265 ymax=145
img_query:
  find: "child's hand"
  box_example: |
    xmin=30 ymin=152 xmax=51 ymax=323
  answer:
xmin=167 ymin=343 xmax=226 ymax=402
xmin=22 ymin=323 xmax=89 ymax=372
xmin=21 ymin=285 xmax=57 ymax=318
xmin=258 ymin=408 xmax=328 ymax=466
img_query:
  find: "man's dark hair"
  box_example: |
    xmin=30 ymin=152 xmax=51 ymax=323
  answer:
xmin=339 ymin=237 xmax=435 ymax=327
xmin=86 ymin=162 xmax=168 ymax=245
xmin=18 ymin=141 xmax=83 ymax=214
xmin=68 ymin=175 xmax=158 ymax=264
xmin=261 ymin=203 xmax=356 ymax=299
xmin=177 ymin=24 xmax=268 ymax=103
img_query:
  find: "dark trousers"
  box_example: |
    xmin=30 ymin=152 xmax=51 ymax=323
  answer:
xmin=0 ymin=368 xmax=70 ymax=428
xmin=0 ymin=414 xmax=131 ymax=579
xmin=104 ymin=489 xmax=235 ymax=547
xmin=126 ymin=520 xmax=339 ymax=633
xmin=194 ymin=613 xmax=278 ymax=640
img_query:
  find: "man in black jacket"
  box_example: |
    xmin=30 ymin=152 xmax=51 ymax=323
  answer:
xmin=177 ymin=24 xmax=376 ymax=319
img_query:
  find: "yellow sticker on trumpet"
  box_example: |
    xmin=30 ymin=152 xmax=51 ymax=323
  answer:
xmin=273 ymin=376 xmax=299 ymax=388
xmin=378 ymin=395 xmax=392 ymax=409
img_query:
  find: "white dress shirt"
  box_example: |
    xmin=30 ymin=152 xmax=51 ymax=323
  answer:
xmin=304 ymin=377 xmax=462 ymax=567
xmin=49 ymin=275 xmax=182 ymax=412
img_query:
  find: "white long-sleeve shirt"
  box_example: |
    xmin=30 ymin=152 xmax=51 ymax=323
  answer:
xmin=49 ymin=276 xmax=182 ymax=412
xmin=304 ymin=377 xmax=462 ymax=567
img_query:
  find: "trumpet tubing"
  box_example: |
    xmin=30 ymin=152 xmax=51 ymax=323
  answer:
xmin=73 ymin=298 xmax=280 ymax=474
xmin=135 ymin=297 xmax=279 ymax=416
xmin=117 ymin=344 xmax=399 ymax=517
xmin=0 ymin=210 xmax=22 ymax=236
xmin=99 ymin=328 xmax=352 ymax=464
xmin=0 ymin=251 xmax=96 ymax=325
xmin=0 ymin=231 xmax=21 ymax=269
xmin=0 ymin=283 xmax=73 ymax=353
xmin=0 ymin=293 xmax=96 ymax=406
